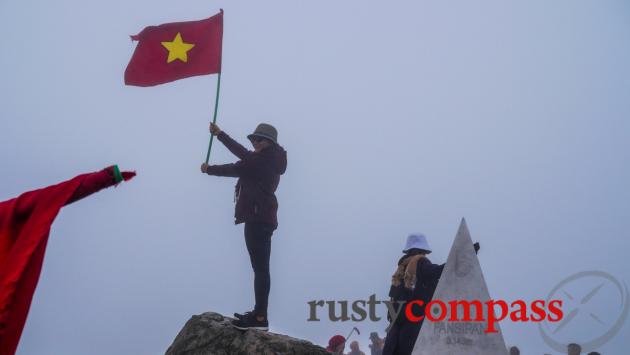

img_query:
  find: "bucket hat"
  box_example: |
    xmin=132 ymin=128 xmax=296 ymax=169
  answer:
xmin=247 ymin=123 xmax=278 ymax=144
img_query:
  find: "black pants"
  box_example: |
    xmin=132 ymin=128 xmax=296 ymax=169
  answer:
xmin=244 ymin=222 xmax=273 ymax=317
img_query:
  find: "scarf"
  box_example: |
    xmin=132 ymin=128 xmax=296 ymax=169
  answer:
xmin=391 ymin=254 xmax=425 ymax=290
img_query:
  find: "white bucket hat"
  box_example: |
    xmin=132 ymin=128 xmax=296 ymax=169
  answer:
xmin=403 ymin=233 xmax=432 ymax=254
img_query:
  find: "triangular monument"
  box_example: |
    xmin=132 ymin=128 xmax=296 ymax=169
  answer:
xmin=412 ymin=219 xmax=508 ymax=355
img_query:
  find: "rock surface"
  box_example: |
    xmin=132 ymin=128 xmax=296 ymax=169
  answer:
xmin=165 ymin=312 xmax=329 ymax=355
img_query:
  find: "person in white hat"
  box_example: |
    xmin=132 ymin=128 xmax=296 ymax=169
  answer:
xmin=382 ymin=233 xmax=479 ymax=355
xmin=402 ymin=233 xmax=432 ymax=254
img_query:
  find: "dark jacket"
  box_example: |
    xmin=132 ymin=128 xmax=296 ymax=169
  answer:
xmin=382 ymin=253 xmax=444 ymax=355
xmin=388 ymin=254 xmax=444 ymax=323
xmin=205 ymin=131 xmax=287 ymax=229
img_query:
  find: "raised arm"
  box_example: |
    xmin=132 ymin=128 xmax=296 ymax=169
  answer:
xmin=217 ymin=132 xmax=249 ymax=159
xmin=419 ymin=261 xmax=445 ymax=282
xmin=210 ymin=123 xmax=249 ymax=159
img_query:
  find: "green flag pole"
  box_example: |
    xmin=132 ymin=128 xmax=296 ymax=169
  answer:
xmin=205 ymin=72 xmax=222 ymax=164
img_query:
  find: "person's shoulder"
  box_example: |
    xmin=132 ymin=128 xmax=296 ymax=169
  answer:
xmin=239 ymin=150 xmax=256 ymax=160
xmin=417 ymin=256 xmax=432 ymax=265
xmin=415 ymin=256 xmax=436 ymax=271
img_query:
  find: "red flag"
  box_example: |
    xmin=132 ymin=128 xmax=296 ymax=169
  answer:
xmin=125 ymin=10 xmax=223 ymax=87
xmin=0 ymin=166 xmax=135 ymax=355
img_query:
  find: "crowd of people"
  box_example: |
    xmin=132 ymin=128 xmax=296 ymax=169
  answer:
xmin=326 ymin=332 xmax=385 ymax=355
xmin=326 ymin=338 xmax=603 ymax=355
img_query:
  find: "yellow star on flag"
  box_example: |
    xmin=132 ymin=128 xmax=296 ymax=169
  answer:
xmin=161 ymin=32 xmax=195 ymax=63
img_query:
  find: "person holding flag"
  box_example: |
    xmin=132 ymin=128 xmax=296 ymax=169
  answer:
xmin=125 ymin=9 xmax=289 ymax=331
xmin=201 ymin=122 xmax=287 ymax=331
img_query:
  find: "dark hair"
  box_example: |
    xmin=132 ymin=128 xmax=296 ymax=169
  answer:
xmin=405 ymin=248 xmax=430 ymax=255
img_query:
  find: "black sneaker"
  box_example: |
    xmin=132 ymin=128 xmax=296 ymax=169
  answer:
xmin=233 ymin=311 xmax=253 ymax=320
xmin=232 ymin=312 xmax=269 ymax=331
